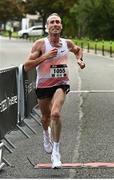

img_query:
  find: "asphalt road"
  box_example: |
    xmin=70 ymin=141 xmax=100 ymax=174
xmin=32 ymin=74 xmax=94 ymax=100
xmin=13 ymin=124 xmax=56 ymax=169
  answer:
xmin=0 ymin=36 xmax=114 ymax=178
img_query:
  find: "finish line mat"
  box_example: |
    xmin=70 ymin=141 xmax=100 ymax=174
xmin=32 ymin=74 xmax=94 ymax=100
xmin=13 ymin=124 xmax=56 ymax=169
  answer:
xmin=34 ymin=162 xmax=114 ymax=169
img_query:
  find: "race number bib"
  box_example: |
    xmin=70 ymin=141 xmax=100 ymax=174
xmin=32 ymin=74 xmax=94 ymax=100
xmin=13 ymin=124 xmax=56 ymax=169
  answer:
xmin=50 ymin=64 xmax=68 ymax=78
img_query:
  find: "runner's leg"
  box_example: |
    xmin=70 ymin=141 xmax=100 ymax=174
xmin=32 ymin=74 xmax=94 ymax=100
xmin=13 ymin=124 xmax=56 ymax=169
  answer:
xmin=50 ymin=88 xmax=66 ymax=168
xmin=38 ymin=98 xmax=52 ymax=153
xmin=38 ymin=98 xmax=51 ymax=130
xmin=51 ymin=88 xmax=66 ymax=143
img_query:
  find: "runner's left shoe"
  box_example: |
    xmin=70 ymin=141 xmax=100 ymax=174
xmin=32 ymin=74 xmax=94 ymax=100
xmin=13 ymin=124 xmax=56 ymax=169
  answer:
xmin=51 ymin=152 xmax=62 ymax=169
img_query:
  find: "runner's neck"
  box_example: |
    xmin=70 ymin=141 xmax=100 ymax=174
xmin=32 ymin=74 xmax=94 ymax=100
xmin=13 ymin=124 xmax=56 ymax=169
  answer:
xmin=48 ymin=35 xmax=62 ymax=47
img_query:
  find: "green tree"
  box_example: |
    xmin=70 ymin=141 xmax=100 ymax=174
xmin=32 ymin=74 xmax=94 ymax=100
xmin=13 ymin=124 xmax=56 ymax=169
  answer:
xmin=67 ymin=3 xmax=80 ymax=38
xmin=75 ymin=0 xmax=100 ymax=38
xmin=26 ymin=0 xmax=77 ymax=35
xmin=76 ymin=0 xmax=114 ymax=39
xmin=98 ymin=0 xmax=114 ymax=39
xmin=0 ymin=0 xmax=26 ymax=30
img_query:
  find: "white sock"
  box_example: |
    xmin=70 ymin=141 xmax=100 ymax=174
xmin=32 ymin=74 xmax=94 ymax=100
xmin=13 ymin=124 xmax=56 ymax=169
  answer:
xmin=43 ymin=130 xmax=49 ymax=136
xmin=43 ymin=130 xmax=49 ymax=143
xmin=52 ymin=142 xmax=60 ymax=154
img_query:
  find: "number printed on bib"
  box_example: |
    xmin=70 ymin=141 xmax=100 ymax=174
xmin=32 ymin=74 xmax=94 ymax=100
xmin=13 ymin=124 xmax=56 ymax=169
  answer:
xmin=50 ymin=64 xmax=68 ymax=78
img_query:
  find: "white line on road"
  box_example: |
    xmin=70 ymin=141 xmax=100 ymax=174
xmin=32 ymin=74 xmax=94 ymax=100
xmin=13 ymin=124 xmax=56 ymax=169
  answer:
xmin=69 ymin=73 xmax=84 ymax=178
xmin=70 ymin=90 xmax=114 ymax=93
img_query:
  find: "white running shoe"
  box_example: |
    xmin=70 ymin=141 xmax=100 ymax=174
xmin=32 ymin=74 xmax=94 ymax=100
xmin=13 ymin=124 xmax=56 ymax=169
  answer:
xmin=51 ymin=152 xmax=62 ymax=169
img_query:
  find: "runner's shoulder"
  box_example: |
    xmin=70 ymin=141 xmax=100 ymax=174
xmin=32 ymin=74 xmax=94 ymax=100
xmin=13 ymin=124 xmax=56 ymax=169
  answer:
xmin=33 ymin=38 xmax=45 ymax=47
xmin=32 ymin=38 xmax=45 ymax=52
xmin=65 ymin=39 xmax=75 ymax=50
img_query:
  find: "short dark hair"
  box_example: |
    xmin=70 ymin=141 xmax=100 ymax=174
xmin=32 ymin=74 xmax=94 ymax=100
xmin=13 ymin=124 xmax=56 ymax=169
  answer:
xmin=48 ymin=13 xmax=60 ymax=17
xmin=47 ymin=13 xmax=61 ymax=24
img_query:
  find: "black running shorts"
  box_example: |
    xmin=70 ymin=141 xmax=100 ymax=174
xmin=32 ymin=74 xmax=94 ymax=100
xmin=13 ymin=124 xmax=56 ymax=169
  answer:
xmin=35 ymin=84 xmax=70 ymax=99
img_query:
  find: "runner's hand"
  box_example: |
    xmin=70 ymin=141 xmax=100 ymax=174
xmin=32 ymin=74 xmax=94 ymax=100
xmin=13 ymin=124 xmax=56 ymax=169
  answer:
xmin=77 ymin=59 xmax=85 ymax=69
xmin=44 ymin=48 xmax=58 ymax=59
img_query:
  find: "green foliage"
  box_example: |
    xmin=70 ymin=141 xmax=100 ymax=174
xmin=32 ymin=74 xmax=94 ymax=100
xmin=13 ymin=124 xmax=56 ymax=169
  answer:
xmin=1 ymin=0 xmax=114 ymax=39
xmin=75 ymin=0 xmax=114 ymax=39
xmin=73 ymin=38 xmax=114 ymax=52
xmin=0 ymin=0 xmax=26 ymax=23
xmin=26 ymin=0 xmax=77 ymax=35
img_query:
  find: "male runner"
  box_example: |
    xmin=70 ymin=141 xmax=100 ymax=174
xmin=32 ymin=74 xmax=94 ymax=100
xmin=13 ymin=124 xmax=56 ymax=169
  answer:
xmin=24 ymin=13 xmax=85 ymax=168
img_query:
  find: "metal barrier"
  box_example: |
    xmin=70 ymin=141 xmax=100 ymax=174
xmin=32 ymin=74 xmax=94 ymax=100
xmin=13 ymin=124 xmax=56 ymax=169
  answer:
xmin=19 ymin=65 xmax=41 ymax=125
xmin=0 ymin=142 xmax=5 ymax=170
xmin=0 ymin=65 xmax=41 ymax=170
xmin=18 ymin=64 xmax=41 ymax=134
xmin=0 ymin=67 xmax=18 ymax=140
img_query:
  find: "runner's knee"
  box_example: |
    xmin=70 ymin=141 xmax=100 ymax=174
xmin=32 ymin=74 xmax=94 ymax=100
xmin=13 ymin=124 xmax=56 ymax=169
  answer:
xmin=51 ymin=110 xmax=60 ymax=121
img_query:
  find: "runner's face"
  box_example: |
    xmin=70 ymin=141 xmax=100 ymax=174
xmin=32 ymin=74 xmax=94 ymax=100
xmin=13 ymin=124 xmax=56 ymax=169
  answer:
xmin=47 ymin=16 xmax=62 ymax=35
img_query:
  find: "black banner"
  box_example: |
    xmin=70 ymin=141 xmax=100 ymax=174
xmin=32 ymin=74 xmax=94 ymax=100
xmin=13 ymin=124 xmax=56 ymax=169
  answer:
xmin=0 ymin=67 xmax=18 ymax=140
xmin=23 ymin=67 xmax=37 ymax=118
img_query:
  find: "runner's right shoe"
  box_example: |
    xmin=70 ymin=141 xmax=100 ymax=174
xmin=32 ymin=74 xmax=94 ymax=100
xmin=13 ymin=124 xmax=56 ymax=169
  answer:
xmin=43 ymin=131 xmax=52 ymax=154
xmin=44 ymin=141 xmax=52 ymax=154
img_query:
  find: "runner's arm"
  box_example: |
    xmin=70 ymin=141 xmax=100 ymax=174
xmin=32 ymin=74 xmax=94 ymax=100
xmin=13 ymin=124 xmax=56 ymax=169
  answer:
xmin=24 ymin=40 xmax=58 ymax=72
xmin=24 ymin=50 xmax=46 ymax=72
xmin=24 ymin=40 xmax=46 ymax=71
xmin=67 ymin=39 xmax=85 ymax=69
